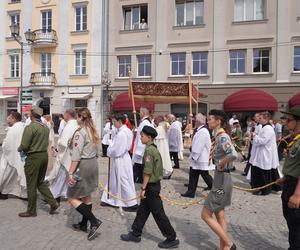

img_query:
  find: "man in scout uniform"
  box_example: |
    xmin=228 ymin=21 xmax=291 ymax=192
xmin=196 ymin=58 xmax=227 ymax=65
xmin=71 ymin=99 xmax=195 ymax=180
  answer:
xmin=18 ymin=106 xmax=59 ymax=217
xmin=120 ymin=125 xmax=180 ymax=249
xmin=277 ymin=105 xmax=300 ymax=250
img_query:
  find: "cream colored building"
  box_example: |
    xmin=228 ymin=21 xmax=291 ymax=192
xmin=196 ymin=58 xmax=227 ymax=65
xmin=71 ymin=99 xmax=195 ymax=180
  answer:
xmin=107 ymin=0 xmax=300 ymax=118
xmin=0 ymin=0 xmax=106 ymax=136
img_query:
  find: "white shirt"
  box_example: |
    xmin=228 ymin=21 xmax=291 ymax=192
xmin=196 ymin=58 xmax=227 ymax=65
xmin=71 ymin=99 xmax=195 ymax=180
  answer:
xmin=189 ymin=125 xmax=215 ymax=170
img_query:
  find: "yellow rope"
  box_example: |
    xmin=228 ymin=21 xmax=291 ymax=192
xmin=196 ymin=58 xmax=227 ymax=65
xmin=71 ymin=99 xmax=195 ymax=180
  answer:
xmin=99 ymin=180 xmax=277 ymax=207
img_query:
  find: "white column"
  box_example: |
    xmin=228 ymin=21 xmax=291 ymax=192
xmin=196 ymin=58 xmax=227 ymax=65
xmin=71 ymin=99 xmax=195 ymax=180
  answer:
xmin=212 ymin=0 xmax=226 ymax=84
xmin=276 ymin=0 xmax=290 ymax=83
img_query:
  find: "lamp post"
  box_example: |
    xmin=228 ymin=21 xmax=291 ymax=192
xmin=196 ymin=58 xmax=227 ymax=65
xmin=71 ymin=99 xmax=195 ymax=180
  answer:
xmin=9 ymin=23 xmax=34 ymax=117
xmin=101 ymin=71 xmax=111 ymax=133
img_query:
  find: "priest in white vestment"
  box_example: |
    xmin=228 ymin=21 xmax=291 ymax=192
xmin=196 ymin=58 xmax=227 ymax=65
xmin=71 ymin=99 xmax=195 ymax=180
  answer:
xmin=132 ymin=107 xmax=153 ymax=183
xmin=154 ymin=116 xmax=173 ymax=179
xmin=174 ymin=119 xmax=184 ymax=160
xmin=48 ymin=109 xmax=79 ymax=200
xmin=101 ymin=114 xmax=138 ymax=210
xmin=167 ymin=114 xmax=182 ymax=169
xmin=250 ymin=112 xmax=281 ymax=195
xmin=181 ymin=114 xmax=214 ymax=198
xmin=0 ymin=112 xmax=26 ymax=199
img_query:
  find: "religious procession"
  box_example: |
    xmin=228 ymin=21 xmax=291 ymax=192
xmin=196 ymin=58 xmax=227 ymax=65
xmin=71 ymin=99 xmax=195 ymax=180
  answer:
xmin=0 ymin=1 xmax=300 ymax=250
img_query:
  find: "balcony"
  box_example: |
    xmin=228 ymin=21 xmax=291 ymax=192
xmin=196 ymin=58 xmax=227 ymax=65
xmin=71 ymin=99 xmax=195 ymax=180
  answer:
xmin=31 ymin=29 xmax=58 ymax=48
xmin=30 ymin=72 xmax=56 ymax=90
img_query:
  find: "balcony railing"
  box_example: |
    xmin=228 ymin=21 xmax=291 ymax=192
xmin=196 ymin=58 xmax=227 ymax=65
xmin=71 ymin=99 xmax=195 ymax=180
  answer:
xmin=30 ymin=72 xmax=56 ymax=88
xmin=31 ymin=29 xmax=58 ymax=47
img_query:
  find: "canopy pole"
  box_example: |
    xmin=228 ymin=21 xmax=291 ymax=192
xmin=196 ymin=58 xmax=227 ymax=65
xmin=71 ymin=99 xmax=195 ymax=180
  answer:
xmin=128 ymin=69 xmax=138 ymax=128
xmin=196 ymin=82 xmax=200 ymax=114
xmin=188 ymin=71 xmax=193 ymax=126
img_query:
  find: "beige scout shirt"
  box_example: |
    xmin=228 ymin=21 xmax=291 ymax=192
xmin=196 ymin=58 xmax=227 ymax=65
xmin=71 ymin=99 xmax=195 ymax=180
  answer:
xmin=71 ymin=128 xmax=97 ymax=161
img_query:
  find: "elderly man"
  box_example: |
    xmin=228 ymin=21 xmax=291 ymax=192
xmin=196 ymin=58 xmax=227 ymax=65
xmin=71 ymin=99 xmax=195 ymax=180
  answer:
xmin=181 ymin=114 xmax=214 ymax=198
xmin=48 ymin=109 xmax=79 ymax=202
xmin=18 ymin=106 xmax=58 ymax=217
xmin=132 ymin=107 xmax=154 ymax=183
xmin=167 ymin=114 xmax=181 ymax=169
xmin=0 ymin=112 xmax=26 ymax=199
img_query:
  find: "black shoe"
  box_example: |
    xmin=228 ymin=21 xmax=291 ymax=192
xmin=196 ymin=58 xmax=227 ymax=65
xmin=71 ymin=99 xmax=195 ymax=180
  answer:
xmin=158 ymin=238 xmax=180 ymax=248
xmin=49 ymin=202 xmax=59 ymax=215
xmin=0 ymin=193 xmax=8 ymax=200
xmin=72 ymin=223 xmax=88 ymax=233
xmin=184 ymin=183 xmax=188 ymax=187
xmin=56 ymin=197 xmax=61 ymax=204
xmin=100 ymin=202 xmax=116 ymax=208
xmin=120 ymin=232 xmax=141 ymax=243
xmin=180 ymin=192 xmax=194 ymax=198
xmin=203 ymin=187 xmax=211 ymax=191
xmin=241 ymin=172 xmax=247 ymax=176
xmin=230 ymin=243 xmax=237 ymax=250
xmin=172 ymin=166 xmax=179 ymax=169
xmin=123 ymin=205 xmax=139 ymax=212
xmin=252 ymin=191 xmax=263 ymax=196
xmin=163 ymin=172 xmax=173 ymax=180
xmin=88 ymin=219 xmax=102 ymax=241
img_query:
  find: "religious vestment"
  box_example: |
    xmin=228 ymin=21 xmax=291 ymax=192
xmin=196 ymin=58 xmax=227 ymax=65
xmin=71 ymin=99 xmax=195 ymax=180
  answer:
xmin=168 ymin=121 xmax=182 ymax=168
xmin=48 ymin=119 xmax=79 ymax=199
xmin=0 ymin=122 xmax=26 ymax=198
xmin=101 ymin=125 xmax=137 ymax=207
xmin=154 ymin=121 xmax=173 ymax=177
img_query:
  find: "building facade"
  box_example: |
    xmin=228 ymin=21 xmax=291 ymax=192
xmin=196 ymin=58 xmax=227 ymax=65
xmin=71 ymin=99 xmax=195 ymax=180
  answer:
xmin=107 ymin=0 xmax=300 ymax=118
xmin=0 ymin=0 xmax=106 ymax=136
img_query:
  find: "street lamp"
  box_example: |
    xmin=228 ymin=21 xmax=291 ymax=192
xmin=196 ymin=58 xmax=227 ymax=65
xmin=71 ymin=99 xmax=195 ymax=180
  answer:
xmin=101 ymin=71 xmax=111 ymax=134
xmin=9 ymin=23 xmax=34 ymax=117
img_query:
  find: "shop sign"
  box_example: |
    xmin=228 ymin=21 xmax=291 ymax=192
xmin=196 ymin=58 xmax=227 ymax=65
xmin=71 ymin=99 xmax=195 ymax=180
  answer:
xmin=2 ymin=87 xmax=19 ymax=95
xmin=68 ymin=86 xmax=93 ymax=94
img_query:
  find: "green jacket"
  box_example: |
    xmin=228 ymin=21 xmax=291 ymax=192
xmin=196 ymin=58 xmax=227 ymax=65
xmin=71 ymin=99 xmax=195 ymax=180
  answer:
xmin=18 ymin=120 xmax=49 ymax=154
xmin=143 ymin=142 xmax=163 ymax=183
xmin=283 ymin=138 xmax=300 ymax=178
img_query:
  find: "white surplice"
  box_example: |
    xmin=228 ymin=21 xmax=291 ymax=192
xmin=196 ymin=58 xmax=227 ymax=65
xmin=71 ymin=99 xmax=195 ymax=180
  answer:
xmin=101 ymin=125 xmax=137 ymax=207
xmin=251 ymin=124 xmax=280 ymax=170
xmin=154 ymin=122 xmax=173 ymax=176
xmin=0 ymin=122 xmax=26 ymax=198
xmin=174 ymin=120 xmax=184 ymax=160
xmin=189 ymin=126 xmax=215 ymax=171
xmin=48 ymin=119 xmax=79 ymax=198
xmin=132 ymin=117 xmax=153 ymax=164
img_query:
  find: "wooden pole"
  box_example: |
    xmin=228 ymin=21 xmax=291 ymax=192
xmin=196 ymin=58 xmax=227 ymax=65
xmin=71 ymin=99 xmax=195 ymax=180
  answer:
xmin=188 ymin=71 xmax=193 ymax=126
xmin=107 ymin=120 xmax=112 ymax=199
xmin=128 ymin=69 xmax=138 ymax=128
xmin=196 ymin=82 xmax=200 ymax=114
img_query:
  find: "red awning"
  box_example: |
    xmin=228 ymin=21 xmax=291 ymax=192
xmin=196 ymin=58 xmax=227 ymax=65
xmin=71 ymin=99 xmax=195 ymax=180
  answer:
xmin=224 ymin=89 xmax=278 ymax=112
xmin=112 ymin=92 xmax=155 ymax=112
xmin=289 ymin=92 xmax=300 ymax=108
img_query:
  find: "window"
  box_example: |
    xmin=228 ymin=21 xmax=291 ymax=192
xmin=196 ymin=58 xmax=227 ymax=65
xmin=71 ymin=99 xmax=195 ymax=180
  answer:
xmin=41 ymin=10 xmax=52 ymax=32
xmin=253 ymin=48 xmax=270 ymax=73
xmin=10 ymin=54 xmax=19 ymax=78
xmin=41 ymin=53 xmax=51 ymax=76
xmin=176 ymin=0 xmax=204 ymax=26
xmin=234 ymin=0 xmax=265 ymax=21
xmin=74 ymin=99 xmax=87 ymax=111
xmin=74 ymin=50 xmax=86 ymax=75
xmin=171 ymin=53 xmax=186 ymax=76
xmin=123 ymin=5 xmax=148 ymax=30
xmin=229 ymin=50 xmax=246 ymax=74
xmin=6 ymin=100 xmax=18 ymax=117
xmin=294 ymin=47 xmax=300 ymax=72
xmin=75 ymin=6 xmax=87 ymax=31
xmin=9 ymin=13 xmax=20 ymax=26
xmin=137 ymin=55 xmax=151 ymax=77
xmin=10 ymin=0 xmax=21 ymax=3
xmin=192 ymin=52 xmax=208 ymax=75
xmin=118 ymin=56 xmax=131 ymax=77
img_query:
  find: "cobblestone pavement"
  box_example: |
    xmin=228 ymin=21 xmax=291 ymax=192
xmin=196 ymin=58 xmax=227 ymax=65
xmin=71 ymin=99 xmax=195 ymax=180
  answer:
xmin=0 ymin=152 xmax=288 ymax=250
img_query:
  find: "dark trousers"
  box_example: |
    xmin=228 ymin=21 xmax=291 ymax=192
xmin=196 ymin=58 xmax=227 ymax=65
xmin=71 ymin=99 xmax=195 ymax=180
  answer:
xmin=251 ymin=165 xmax=272 ymax=194
xmin=25 ymin=152 xmax=56 ymax=214
xmin=170 ymin=152 xmax=179 ymax=168
xmin=243 ymin=143 xmax=252 ymax=175
xmin=282 ymin=177 xmax=300 ymax=250
xmin=187 ymin=168 xmax=213 ymax=196
xmin=133 ymin=163 xmax=144 ymax=183
xmin=132 ymin=182 xmax=176 ymax=240
xmin=278 ymin=141 xmax=287 ymax=161
xmin=102 ymin=144 xmax=108 ymax=157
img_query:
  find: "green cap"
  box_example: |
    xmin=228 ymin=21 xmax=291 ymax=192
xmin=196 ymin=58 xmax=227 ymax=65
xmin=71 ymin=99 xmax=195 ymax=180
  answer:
xmin=31 ymin=105 xmax=43 ymax=116
xmin=281 ymin=105 xmax=300 ymax=119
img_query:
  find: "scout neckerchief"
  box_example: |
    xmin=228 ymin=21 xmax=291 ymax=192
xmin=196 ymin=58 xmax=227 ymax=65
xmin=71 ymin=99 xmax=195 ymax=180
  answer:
xmin=285 ymin=130 xmax=300 ymax=154
xmin=209 ymin=128 xmax=225 ymax=164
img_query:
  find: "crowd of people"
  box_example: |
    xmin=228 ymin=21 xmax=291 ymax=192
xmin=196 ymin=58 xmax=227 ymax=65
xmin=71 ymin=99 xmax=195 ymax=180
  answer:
xmin=0 ymin=104 xmax=299 ymax=250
